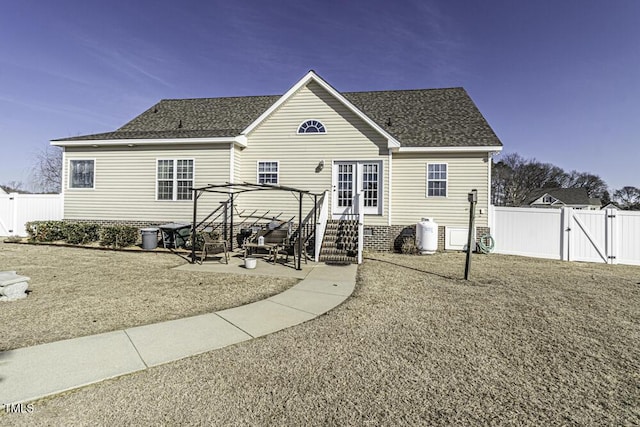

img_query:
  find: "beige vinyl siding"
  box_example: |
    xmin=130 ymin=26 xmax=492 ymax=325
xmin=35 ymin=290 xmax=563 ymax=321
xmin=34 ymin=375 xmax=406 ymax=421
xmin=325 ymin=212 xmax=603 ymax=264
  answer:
xmin=392 ymin=152 xmax=490 ymax=227
xmin=63 ymin=145 xmax=230 ymax=222
xmin=239 ymin=81 xmax=389 ymax=225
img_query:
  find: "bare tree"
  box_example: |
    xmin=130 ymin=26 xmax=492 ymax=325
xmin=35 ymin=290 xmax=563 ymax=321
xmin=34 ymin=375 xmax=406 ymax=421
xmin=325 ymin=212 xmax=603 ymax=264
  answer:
xmin=0 ymin=181 xmax=25 ymax=193
xmin=492 ymin=152 xmax=610 ymax=207
xmin=613 ymin=186 xmax=640 ymax=210
xmin=31 ymin=145 xmax=62 ymax=193
xmin=562 ymin=171 xmax=608 ymax=198
xmin=492 ymin=153 xmax=569 ymax=206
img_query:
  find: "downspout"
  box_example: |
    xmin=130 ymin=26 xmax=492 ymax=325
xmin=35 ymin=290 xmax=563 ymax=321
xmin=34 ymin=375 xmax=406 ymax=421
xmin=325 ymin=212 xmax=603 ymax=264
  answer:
xmin=388 ymin=150 xmax=392 ymax=226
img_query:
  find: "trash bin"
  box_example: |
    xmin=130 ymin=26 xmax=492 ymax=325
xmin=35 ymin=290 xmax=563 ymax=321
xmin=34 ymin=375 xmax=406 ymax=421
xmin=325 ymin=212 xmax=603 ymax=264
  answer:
xmin=141 ymin=228 xmax=159 ymax=250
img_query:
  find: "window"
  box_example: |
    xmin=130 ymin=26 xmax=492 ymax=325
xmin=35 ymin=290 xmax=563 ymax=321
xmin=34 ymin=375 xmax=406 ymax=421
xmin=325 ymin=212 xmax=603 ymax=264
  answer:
xmin=69 ymin=160 xmax=95 ymax=189
xmin=542 ymin=195 xmax=554 ymax=204
xmin=427 ymin=163 xmax=447 ymax=197
xmin=297 ymin=120 xmax=326 ymax=134
xmin=157 ymin=159 xmax=193 ymax=200
xmin=362 ymin=163 xmax=379 ymax=208
xmin=257 ymin=161 xmax=279 ymax=184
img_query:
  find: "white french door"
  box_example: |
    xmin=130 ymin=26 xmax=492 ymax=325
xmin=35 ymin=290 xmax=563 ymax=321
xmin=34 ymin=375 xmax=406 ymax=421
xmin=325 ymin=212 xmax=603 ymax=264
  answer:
xmin=332 ymin=161 xmax=382 ymax=219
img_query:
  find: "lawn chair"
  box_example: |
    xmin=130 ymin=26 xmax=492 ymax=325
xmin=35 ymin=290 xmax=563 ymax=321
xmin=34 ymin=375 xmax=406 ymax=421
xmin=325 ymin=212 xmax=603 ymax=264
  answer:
xmin=199 ymin=231 xmax=229 ymax=264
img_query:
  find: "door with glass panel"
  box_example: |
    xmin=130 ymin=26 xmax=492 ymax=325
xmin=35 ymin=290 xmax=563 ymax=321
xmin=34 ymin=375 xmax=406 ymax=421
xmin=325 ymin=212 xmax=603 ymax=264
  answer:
xmin=332 ymin=161 xmax=381 ymax=219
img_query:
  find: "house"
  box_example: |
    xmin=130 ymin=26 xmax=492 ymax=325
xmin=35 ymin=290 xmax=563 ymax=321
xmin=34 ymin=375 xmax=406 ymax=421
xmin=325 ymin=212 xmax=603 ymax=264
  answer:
xmin=524 ymin=188 xmax=601 ymax=210
xmin=0 ymin=187 xmax=7 ymax=195
xmin=51 ymin=70 xmax=503 ymax=256
xmin=601 ymin=202 xmax=620 ymax=210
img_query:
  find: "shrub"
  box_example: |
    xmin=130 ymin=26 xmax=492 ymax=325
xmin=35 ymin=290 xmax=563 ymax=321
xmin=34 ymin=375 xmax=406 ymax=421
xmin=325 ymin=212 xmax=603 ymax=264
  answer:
xmin=25 ymin=221 xmax=66 ymax=242
xmin=100 ymin=225 xmax=139 ymax=248
xmin=63 ymin=223 xmax=101 ymax=245
xmin=400 ymin=237 xmax=418 ymax=255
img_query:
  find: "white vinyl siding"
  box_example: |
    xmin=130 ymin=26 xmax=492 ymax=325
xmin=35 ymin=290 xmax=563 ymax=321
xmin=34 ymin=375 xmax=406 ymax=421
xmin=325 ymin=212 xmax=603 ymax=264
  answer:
xmin=69 ymin=159 xmax=95 ymax=189
xmin=239 ymin=81 xmax=389 ymax=225
xmin=392 ymin=152 xmax=490 ymax=227
xmin=63 ymin=145 xmax=230 ymax=222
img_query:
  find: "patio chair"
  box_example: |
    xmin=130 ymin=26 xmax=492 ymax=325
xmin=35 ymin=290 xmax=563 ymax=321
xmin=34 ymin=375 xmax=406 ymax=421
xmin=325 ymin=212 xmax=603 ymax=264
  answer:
xmin=199 ymin=232 xmax=229 ymax=264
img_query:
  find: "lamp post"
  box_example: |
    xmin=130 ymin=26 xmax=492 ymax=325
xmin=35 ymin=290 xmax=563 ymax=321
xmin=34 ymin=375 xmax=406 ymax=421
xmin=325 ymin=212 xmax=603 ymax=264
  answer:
xmin=464 ymin=189 xmax=477 ymax=280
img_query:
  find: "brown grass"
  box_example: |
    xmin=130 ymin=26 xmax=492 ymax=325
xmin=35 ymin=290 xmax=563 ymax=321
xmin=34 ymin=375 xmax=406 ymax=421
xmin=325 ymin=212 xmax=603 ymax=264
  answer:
xmin=4 ymin=250 xmax=640 ymax=425
xmin=0 ymin=242 xmax=297 ymax=351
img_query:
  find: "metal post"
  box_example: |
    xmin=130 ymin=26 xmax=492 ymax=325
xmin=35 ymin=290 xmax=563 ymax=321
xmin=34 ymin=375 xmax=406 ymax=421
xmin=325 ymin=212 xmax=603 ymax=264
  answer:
xmin=297 ymin=191 xmax=303 ymax=270
xmin=191 ymin=189 xmax=198 ymax=263
xmin=464 ymin=189 xmax=478 ymax=280
xmin=223 ymin=198 xmax=228 ymax=247
xmin=229 ymin=195 xmax=234 ymax=251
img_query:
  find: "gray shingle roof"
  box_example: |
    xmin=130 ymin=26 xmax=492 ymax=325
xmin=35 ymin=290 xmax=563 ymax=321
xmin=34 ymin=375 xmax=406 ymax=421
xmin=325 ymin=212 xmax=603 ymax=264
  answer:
xmin=54 ymin=87 xmax=502 ymax=148
xmin=525 ymin=188 xmax=600 ymax=206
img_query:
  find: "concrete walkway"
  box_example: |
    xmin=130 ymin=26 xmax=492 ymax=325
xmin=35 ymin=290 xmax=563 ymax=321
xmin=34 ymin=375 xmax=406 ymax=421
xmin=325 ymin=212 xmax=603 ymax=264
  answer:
xmin=0 ymin=262 xmax=357 ymax=405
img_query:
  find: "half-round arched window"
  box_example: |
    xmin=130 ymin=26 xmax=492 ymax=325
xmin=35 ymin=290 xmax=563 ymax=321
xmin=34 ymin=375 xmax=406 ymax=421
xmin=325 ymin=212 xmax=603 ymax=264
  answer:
xmin=297 ymin=120 xmax=326 ymax=134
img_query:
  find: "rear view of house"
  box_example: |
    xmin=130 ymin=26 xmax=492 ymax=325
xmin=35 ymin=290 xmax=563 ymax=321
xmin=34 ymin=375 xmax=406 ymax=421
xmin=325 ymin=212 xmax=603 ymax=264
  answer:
xmin=51 ymin=71 xmax=502 ymax=254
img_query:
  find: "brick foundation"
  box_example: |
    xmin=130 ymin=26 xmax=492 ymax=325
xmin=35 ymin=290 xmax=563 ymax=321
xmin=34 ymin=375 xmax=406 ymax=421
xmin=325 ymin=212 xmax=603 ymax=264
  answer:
xmin=363 ymin=224 xmax=492 ymax=253
xmin=63 ymin=218 xmax=491 ymax=254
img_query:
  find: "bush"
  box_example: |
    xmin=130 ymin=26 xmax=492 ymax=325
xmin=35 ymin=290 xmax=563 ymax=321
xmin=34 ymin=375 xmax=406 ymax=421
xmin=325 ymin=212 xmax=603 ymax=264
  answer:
xmin=25 ymin=221 xmax=66 ymax=242
xmin=63 ymin=223 xmax=101 ymax=245
xmin=100 ymin=225 xmax=139 ymax=248
xmin=400 ymin=237 xmax=418 ymax=255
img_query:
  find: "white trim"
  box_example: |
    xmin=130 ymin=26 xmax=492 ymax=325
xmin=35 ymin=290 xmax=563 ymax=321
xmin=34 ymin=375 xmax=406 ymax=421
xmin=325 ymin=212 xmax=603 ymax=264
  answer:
xmin=388 ymin=151 xmax=392 ymax=226
xmin=395 ymin=146 xmax=503 ymax=153
xmin=331 ymin=160 xmax=384 ymax=218
xmin=296 ymin=119 xmax=327 ymax=134
xmin=155 ymin=158 xmax=195 ymax=202
xmin=241 ymin=70 xmax=401 ymax=149
xmin=256 ymin=160 xmax=279 ymax=185
xmin=67 ymin=158 xmax=96 ymax=190
xmin=487 ymin=152 xmax=492 ymax=229
xmin=51 ymin=136 xmax=245 ymax=148
xmin=426 ymin=162 xmax=448 ymax=198
xmin=229 ymin=143 xmax=235 ymax=183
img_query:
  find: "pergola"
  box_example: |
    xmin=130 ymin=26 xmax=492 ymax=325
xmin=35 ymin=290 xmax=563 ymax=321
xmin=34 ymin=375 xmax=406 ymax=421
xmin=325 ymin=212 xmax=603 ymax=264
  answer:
xmin=190 ymin=182 xmax=323 ymax=270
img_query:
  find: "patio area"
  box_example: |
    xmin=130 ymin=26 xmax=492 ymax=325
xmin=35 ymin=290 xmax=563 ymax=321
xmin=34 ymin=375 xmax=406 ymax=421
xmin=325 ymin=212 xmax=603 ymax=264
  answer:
xmin=175 ymin=251 xmax=314 ymax=280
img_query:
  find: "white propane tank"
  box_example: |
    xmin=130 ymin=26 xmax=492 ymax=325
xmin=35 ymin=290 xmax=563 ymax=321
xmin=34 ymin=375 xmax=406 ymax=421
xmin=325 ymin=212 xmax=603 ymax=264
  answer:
xmin=416 ymin=218 xmax=438 ymax=254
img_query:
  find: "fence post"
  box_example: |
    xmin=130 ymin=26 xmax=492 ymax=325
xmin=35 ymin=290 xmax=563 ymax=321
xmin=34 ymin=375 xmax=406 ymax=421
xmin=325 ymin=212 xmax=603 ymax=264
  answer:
xmin=561 ymin=207 xmax=571 ymax=261
xmin=606 ymin=208 xmax=617 ymax=265
xmin=10 ymin=193 xmax=18 ymax=235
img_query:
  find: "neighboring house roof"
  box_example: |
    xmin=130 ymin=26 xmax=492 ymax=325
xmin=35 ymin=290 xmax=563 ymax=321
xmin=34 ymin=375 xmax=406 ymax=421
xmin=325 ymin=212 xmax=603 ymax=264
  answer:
xmin=524 ymin=188 xmax=600 ymax=207
xmin=52 ymin=72 xmax=502 ymax=149
xmin=0 ymin=187 xmax=7 ymax=194
xmin=601 ymin=202 xmax=620 ymax=210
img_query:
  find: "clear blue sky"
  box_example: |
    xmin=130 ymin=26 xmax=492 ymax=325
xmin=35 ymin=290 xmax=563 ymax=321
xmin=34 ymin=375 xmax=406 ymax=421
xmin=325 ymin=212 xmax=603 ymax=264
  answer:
xmin=1 ymin=0 xmax=638 ymax=192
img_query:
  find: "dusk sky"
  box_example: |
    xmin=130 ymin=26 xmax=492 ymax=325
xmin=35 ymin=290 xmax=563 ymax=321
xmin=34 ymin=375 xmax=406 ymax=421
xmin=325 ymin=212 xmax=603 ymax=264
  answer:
xmin=1 ymin=0 xmax=638 ymax=192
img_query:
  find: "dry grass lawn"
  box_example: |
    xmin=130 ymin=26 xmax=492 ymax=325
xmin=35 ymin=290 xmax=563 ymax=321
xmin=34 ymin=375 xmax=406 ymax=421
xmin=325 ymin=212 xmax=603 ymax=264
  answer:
xmin=3 ymin=249 xmax=640 ymax=425
xmin=0 ymin=241 xmax=298 ymax=351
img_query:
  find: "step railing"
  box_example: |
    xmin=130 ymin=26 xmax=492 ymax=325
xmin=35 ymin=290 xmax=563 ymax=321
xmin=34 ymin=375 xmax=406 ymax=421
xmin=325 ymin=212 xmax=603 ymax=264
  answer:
xmin=314 ymin=191 xmax=329 ymax=262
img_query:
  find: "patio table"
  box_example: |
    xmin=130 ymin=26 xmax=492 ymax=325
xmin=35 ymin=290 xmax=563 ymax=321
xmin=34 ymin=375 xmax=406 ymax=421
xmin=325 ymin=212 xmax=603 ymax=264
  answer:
xmin=243 ymin=242 xmax=281 ymax=264
xmin=158 ymin=223 xmax=191 ymax=249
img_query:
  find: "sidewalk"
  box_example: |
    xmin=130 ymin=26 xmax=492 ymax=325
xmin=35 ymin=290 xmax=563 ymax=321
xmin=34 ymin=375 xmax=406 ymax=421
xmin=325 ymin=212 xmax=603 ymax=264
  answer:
xmin=0 ymin=262 xmax=357 ymax=405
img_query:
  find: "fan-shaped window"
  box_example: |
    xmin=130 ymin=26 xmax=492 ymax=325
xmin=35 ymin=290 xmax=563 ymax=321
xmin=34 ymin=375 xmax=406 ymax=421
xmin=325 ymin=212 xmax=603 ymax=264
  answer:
xmin=297 ymin=120 xmax=326 ymax=134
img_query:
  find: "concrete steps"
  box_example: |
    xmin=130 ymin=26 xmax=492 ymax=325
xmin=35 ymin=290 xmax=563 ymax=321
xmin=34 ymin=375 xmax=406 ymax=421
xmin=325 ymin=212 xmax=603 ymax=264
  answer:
xmin=319 ymin=220 xmax=359 ymax=264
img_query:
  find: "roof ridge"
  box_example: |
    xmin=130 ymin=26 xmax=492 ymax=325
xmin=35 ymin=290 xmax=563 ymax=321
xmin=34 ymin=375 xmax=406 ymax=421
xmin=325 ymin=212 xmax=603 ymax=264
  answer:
xmin=157 ymin=87 xmax=465 ymax=102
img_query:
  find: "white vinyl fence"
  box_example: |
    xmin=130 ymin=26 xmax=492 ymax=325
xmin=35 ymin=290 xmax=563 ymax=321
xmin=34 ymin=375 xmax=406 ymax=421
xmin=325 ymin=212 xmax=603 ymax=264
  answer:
xmin=491 ymin=206 xmax=640 ymax=266
xmin=0 ymin=193 xmax=63 ymax=237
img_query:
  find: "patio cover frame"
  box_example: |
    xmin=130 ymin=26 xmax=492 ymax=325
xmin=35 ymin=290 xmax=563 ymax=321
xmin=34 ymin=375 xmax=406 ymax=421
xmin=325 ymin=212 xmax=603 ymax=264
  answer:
xmin=190 ymin=182 xmax=322 ymax=270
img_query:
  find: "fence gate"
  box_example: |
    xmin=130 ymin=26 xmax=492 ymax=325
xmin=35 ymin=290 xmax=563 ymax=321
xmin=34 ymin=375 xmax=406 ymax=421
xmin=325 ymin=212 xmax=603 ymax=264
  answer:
xmin=566 ymin=208 xmax=615 ymax=264
xmin=0 ymin=193 xmax=63 ymax=237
